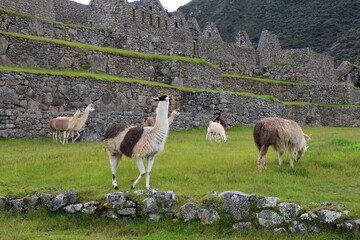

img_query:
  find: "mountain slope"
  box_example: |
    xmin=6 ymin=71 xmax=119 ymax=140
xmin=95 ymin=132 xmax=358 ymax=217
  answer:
xmin=179 ymin=0 xmax=360 ymax=65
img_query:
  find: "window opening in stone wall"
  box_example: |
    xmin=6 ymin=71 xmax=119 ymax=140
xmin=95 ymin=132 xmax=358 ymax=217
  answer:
xmin=157 ymin=17 xmax=160 ymax=28
xmin=150 ymin=14 xmax=153 ymax=26
xmin=240 ymin=40 xmax=243 ymax=45
xmin=149 ymin=6 xmax=152 ymax=10
xmin=165 ymin=20 xmax=168 ymax=30
xmin=142 ymin=11 xmax=145 ymax=23
xmin=175 ymin=22 xmax=178 ymax=28
xmin=208 ymin=32 xmax=212 ymax=37
xmin=193 ymin=39 xmax=199 ymax=56
xmin=132 ymin=9 xmax=136 ymax=21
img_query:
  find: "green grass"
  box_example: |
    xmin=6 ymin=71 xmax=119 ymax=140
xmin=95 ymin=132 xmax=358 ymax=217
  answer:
xmin=0 ymin=30 xmax=219 ymax=69
xmin=224 ymin=74 xmax=308 ymax=85
xmin=1 ymin=126 xmax=360 ymax=239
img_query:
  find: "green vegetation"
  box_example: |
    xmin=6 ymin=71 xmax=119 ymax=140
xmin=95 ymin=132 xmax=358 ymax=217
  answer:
xmin=0 ymin=30 xmax=219 ymax=69
xmin=1 ymin=126 xmax=360 ymax=239
xmin=224 ymin=74 xmax=307 ymax=85
xmin=179 ymin=0 xmax=360 ymax=65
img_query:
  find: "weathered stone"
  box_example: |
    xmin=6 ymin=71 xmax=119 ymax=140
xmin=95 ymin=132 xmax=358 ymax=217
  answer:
xmin=64 ymin=204 xmax=83 ymax=213
xmin=232 ymin=222 xmax=252 ymax=230
xmin=0 ymin=37 xmax=9 ymax=55
xmin=317 ymin=210 xmax=342 ymax=224
xmin=153 ymin=191 xmax=176 ymax=210
xmin=290 ymin=221 xmax=307 ymax=233
xmin=274 ymin=227 xmax=286 ymax=233
xmin=256 ymin=197 xmax=279 ymax=209
xmin=278 ymin=202 xmax=302 ymax=222
xmin=257 ymin=210 xmax=284 ymax=227
xmin=105 ymin=210 xmax=118 ymax=219
xmin=142 ymin=198 xmax=158 ymax=213
xmin=309 ymin=226 xmax=321 ymax=233
xmin=148 ymin=213 xmax=162 ymax=222
xmin=198 ymin=209 xmax=220 ymax=225
xmin=36 ymin=192 xmax=55 ymax=206
xmin=179 ymin=203 xmax=199 ymax=222
xmin=118 ymin=208 xmax=136 ymax=216
xmin=0 ymin=87 xmax=19 ymax=104
xmin=30 ymin=197 xmax=41 ymax=209
xmin=321 ymin=201 xmax=333 ymax=206
xmin=0 ymin=196 xmax=9 ymax=209
xmin=221 ymin=191 xmax=256 ymax=221
xmin=9 ymin=199 xmax=29 ymax=212
xmin=106 ymin=192 xmax=128 ymax=209
xmin=48 ymin=190 xmax=77 ymax=211
xmin=82 ymin=201 xmax=100 ymax=214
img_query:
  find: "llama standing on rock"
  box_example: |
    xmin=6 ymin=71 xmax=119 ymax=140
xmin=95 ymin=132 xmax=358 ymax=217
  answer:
xmin=143 ymin=109 xmax=180 ymax=127
xmin=49 ymin=110 xmax=81 ymax=144
xmin=253 ymin=117 xmax=310 ymax=170
xmin=104 ymin=95 xmax=171 ymax=190
xmin=206 ymin=121 xmax=227 ymax=142
xmin=70 ymin=104 xmax=95 ymax=142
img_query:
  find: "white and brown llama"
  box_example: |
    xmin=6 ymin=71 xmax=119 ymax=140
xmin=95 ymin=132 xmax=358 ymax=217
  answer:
xmin=104 ymin=95 xmax=171 ymax=190
xmin=49 ymin=110 xmax=81 ymax=144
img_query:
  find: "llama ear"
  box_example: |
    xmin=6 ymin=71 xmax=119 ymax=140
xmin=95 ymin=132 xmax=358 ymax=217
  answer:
xmin=153 ymin=97 xmax=160 ymax=101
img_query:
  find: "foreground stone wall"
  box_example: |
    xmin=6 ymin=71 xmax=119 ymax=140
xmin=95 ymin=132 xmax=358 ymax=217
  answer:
xmin=1 ymin=189 xmax=359 ymax=234
xmin=223 ymin=76 xmax=360 ymax=105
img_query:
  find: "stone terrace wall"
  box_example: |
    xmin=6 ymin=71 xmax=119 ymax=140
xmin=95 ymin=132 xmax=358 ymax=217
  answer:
xmin=0 ymin=33 xmax=222 ymax=90
xmin=2 ymin=71 xmax=360 ymax=140
xmin=223 ymin=77 xmax=360 ymax=105
xmin=53 ymin=0 xmax=88 ymax=26
xmin=270 ymin=48 xmax=337 ymax=83
xmin=0 ymin=0 xmax=56 ymax=21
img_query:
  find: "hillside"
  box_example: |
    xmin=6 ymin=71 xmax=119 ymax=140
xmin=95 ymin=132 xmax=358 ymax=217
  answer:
xmin=179 ymin=0 xmax=360 ymax=65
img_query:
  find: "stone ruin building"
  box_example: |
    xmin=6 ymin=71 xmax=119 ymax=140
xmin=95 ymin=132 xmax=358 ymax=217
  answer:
xmin=0 ymin=0 xmax=359 ymax=140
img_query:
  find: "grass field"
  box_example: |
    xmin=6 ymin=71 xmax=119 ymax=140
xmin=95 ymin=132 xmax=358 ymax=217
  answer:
xmin=0 ymin=126 xmax=360 ymax=239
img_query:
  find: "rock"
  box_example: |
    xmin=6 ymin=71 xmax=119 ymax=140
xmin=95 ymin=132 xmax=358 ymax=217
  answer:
xmin=148 ymin=213 xmax=162 ymax=222
xmin=321 ymin=201 xmax=333 ymax=206
xmin=106 ymin=192 xmax=128 ymax=209
xmin=198 ymin=209 xmax=220 ymax=225
xmin=257 ymin=210 xmax=284 ymax=227
xmin=48 ymin=190 xmax=77 ymax=211
xmin=142 ymin=198 xmax=158 ymax=213
xmin=290 ymin=221 xmax=307 ymax=233
xmin=105 ymin=210 xmax=118 ymax=219
xmin=153 ymin=191 xmax=176 ymax=211
xmin=36 ymin=192 xmax=55 ymax=206
xmin=118 ymin=208 xmax=136 ymax=216
xmin=221 ymin=191 xmax=257 ymax=220
xmin=179 ymin=203 xmax=199 ymax=222
xmin=82 ymin=201 xmax=100 ymax=214
xmin=317 ymin=210 xmax=342 ymax=224
xmin=64 ymin=204 xmax=83 ymax=213
xmin=256 ymin=197 xmax=279 ymax=208
xmin=30 ymin=197 xmax=41 ymax=209
xmin=278 ymin=202 xmax=302 ymax=222
xmin=9 ymin=199 xmax=28 ymax=212
xmin=309 ymin=226 xmax=321 ymax=233
xmin=0 ymin=196 xmax=9 ymax=209
xmin=274 ymin=227 xmax=286 ymax=233
xmin=0 ymin=87 xmax=19 ymax=105
xmin=232 ymin=222 xmax=252 ymax=230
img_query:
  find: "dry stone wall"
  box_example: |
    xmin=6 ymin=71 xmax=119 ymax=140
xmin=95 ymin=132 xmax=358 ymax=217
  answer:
xmin=223 ymin=76 xmax=360 ymax=105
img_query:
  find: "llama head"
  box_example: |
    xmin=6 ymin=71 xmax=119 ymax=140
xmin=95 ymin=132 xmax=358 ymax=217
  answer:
xmin=153 ymin=95 xmax=171 ymax=106
xmin=85 ymin=104 xmax=95 ymax=112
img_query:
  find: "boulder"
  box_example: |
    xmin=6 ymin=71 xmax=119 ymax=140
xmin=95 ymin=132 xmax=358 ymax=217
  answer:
xmin=142 ymin=198 xmax=158 ymax=213
xmin=317 ymin=210 xmax=342 ymax=224
xmin=48 ymin=190 xmax=77 ymax=211
xmin=221 ymin=191 xmax=257 ymax=220
xmin=198 ymin=209 xmax=220 ymax=225
xmin=290 ymin=221 xmax=307 ymax=233
xmin=148 ymin=213 xmax=162 ymax=222
xmin=106 ymin=192 xmax=128 ymax=209
xmin=118 ymin=208 xmax=136 ymax=216
xmin=82 ymin=201 xmax=100 ymax=214
xmin=232 ymin=222 xmax=252 ymax=230
xmin=257 ymin=210 xmax=284 ymax=227
xmin=278 ymin=202 xmax=302 ymax=222
xmin=256 ymin=197 xmax=279 ymax=209
xmin=180 ymin=203 xmax=199 ymax=222
xmin=64 ymin=204 xmax=83 ymax=213
xmin=0 ymin=196 xmax=9 ymax=209
xmin=9 ymin=199 xmax=28 ymax=212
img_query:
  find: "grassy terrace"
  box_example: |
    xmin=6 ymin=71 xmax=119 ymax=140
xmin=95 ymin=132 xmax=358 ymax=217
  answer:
xmin=2 ymin=65 xmax=360 ymax=109
xmin=0 ymin=30 xmax=219 ymax=70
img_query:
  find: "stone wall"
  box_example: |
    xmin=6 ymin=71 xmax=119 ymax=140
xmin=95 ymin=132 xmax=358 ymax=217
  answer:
xmin=1 ymin=71 xmax=360 ymax=140
xmin=0 ymin=0 xmax=56 ymax=21
xmin=0 ymin=33 xmax=222 ymax=90
xmin=53 ymin=0 xmax=88 ymax=26
xmin=269 ymin=48 xmax=337 ymax=83
xmin=223 ymin=76 xmax=360 ymax=105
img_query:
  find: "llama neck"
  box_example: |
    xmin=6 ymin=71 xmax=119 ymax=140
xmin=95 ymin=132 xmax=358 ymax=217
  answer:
xmin=75 ymin=110 xmax=90 ymax=129
xmin=154 ymin=102 xmax=169 ymax=130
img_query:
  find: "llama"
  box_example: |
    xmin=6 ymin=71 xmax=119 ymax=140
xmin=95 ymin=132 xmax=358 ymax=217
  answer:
xmin=253 ymin=117 xmax=310 ymax=170
xmin=104 ymin=95 xmax=171 ymax=190
xmin=49 ymin=110 xmax=81 ymax=144
xmin=206 ymin=121 xmax=227 ymax=142
xmin=213 ymin=113 xmax=227 ymax=129
xmin=143 ymin=109 xmax=180 ymax=127
xmin=70 ymin=104 xmax=95 ymax=142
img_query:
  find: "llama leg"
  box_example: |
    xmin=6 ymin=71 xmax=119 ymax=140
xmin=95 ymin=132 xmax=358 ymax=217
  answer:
xmin=289 ymin=151 xmax=295 ymax=168
xmin=277 ymin=151 xmax=284 ymax=166
xmin=145 ymin=155 xmax=156 ymax=190
xmin=73 ymin=131 xmax=81 ymax=142
xmin=109 ymin=152 xmax=121 ymax=190
xmin=258 ymin=145 xmax=269 ymax=170
xmin=132 ymin=158 xmax=146 ymax=189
